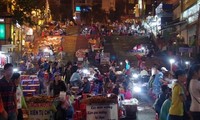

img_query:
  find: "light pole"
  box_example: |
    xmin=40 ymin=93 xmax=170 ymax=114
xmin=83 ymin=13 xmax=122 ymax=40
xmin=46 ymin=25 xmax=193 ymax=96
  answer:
xmin=16 ymin=40 xmax=20 ymax=66
xmin=169 ymin=58 xmax=175 ymax=72
xmin=185 ymin=61 xmax=190 ymax=69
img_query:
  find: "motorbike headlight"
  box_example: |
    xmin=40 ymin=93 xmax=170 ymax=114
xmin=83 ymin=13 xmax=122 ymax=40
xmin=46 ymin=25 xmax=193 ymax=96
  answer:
xmin=132 ymin=74 xmax=138 ymax=78
xmin=13 ymin=68 xmax=19 ymax=72
xmin=82 ymin=69 xmax=89 ymax=74
xmin=133 ymin=86 xmax=141 ymax=93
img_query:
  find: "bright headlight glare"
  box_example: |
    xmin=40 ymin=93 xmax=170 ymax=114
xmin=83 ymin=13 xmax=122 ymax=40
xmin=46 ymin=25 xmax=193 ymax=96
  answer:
xmin=133 ymin=86 xmax=141 ymax=93
xmin=13 ymin=68 xmax=18 ymax=72
xmin=83 ymin=69 xmax=89 ymax=74
xmin=133 ymin=74 xmax=138 ymax=78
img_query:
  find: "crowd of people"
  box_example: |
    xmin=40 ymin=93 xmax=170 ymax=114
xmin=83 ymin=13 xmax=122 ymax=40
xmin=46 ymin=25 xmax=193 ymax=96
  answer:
xmin=151 ymin=64 xmax=200 ymax=120
xmin=80 ymin=21 xmax=149 ymax=37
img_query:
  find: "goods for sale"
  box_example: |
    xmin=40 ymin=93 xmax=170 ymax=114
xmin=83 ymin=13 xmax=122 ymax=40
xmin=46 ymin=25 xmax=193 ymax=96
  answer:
xmin=81 ymin=94 xmax=118 ymax=104
xmin=26 ymin=95 xmax=53 ymax=103
xmin=122 ymin=98 xmax=139 ymax=105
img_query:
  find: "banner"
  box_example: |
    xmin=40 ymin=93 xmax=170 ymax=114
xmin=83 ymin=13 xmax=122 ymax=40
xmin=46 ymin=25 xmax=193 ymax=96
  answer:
xmin=86 ymin=104 xmax=118 ymax=120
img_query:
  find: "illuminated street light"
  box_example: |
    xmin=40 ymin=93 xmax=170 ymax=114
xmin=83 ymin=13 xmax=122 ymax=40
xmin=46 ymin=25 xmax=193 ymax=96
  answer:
xmin=13 ymin=68 xmax=18 ymax=72
xmin=185 ymin=61 xmax=190 ymax=65
xmin=169 ymin=59 xmax=175 ymax=64
xmin=43 ymin=48 xmax=49 ymax=52
xmin=169 ymin=59 xmax=175 ymax=72
xmin=185 ymin=61 xmax=190 ymax=69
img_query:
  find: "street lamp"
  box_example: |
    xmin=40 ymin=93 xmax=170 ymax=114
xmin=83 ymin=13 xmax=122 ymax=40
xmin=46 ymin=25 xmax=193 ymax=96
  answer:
xmin=185 ymin=61 xmax=190 ymax=69
xmin=16 ymin=40 xmax=20 ymax=52
xmin=169 ymin=58 xmax=175 ymax=72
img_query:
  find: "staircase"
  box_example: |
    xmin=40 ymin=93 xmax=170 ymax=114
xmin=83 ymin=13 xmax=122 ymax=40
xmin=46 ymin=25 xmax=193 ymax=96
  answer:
xmin=103 ymin=35 xmax=153 ymax=62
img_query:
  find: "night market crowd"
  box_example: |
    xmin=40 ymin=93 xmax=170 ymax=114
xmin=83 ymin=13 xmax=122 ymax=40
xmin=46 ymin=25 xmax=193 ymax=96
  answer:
xmin=151 ymin=64 xmax=200 ymax=120
xmin=0 ymin=56 xmax=200 ymax=120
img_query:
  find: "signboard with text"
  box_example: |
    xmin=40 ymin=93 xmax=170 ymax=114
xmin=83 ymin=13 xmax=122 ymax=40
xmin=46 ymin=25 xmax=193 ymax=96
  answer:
xmin=0 ymin=24 xmax=5 ymax=40
xmin=86 ymin=104 xmax=118 ymax=120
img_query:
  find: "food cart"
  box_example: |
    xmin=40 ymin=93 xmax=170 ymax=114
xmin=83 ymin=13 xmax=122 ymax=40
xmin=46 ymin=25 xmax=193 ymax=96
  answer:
xmin=121 ymin=98 xmax=138 ymax=119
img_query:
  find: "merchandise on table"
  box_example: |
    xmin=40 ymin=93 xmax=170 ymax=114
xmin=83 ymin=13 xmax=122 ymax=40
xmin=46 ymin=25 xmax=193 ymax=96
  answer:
xmin=81 ymin=95 xmax=118 ymax=104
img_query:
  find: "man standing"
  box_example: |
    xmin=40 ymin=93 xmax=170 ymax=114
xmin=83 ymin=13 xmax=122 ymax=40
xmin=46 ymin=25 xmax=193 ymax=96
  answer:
xmin=70 ymin=69 xmax=82 ymax=87
xmin=0 ymin=63 xmax=17 ymax=120
xmin=152 ymin=66 xmax=164 ymax=98
xmin=169 ymin=70 xmax=186 ymax=120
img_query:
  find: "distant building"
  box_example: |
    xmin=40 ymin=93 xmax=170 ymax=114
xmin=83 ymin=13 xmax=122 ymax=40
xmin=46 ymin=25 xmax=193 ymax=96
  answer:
xmin=102 ymin=0 xmax=116 ymax=13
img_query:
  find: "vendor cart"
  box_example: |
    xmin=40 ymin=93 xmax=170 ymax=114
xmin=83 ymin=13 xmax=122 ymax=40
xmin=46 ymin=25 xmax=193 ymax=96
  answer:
xmin=121 ymin=98 xmax=138 ymax=119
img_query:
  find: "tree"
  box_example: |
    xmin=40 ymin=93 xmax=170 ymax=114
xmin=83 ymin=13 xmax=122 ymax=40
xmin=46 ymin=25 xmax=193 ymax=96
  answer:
xmin=0 ymin=0 xmax=46 ymax=26
xmin=91 ymin=4 xmax=106 ymax=23
xmin=49 ymin=0 xmax=60 ymax=21
xmin=80 ymin=6 xmax=92 ymax=24
xmin=108 ymin=0 xmax=125 ymax=22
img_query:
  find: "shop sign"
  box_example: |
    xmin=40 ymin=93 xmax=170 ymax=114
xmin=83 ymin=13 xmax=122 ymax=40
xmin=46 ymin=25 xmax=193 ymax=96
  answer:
xmin=179 ymin=47 xmax=193 ymax=53
xmin=28 ymin=109 xmax=53 ymax=120
xmin=86 ymin=104 xmax=118 ymax=120
xmin=0 ymin=24 xmax=6 ymax=40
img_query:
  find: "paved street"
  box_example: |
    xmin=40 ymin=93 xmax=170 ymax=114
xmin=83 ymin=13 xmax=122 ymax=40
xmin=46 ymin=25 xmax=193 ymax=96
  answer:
xmin=137 ymin=103 xmax=155 ymax=120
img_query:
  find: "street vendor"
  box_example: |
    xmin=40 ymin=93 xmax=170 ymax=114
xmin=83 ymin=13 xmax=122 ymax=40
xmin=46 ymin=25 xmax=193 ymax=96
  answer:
xmin=50 ymin=72 xmax=67 ymax=97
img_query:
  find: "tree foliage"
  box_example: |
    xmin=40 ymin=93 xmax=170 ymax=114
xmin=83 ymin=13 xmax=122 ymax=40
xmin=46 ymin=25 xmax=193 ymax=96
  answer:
xmin=91 ymin=4 xmax=106 ymax=23
xmin=80 ymin=6 xmax=92 ymax=24
xmin=108 ymin=0 xmax=125 ymax=22
xmin=0 ymin=0 xmax=46 ymax=26
xmin=49 ymin=0 xmax=60 ymax=21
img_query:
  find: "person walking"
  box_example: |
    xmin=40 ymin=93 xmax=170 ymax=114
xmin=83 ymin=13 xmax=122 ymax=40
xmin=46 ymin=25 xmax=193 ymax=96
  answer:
xmin=188 ymin=64 xmax=200 ymax=120
xmin=0 ymin=63 xmax=17 ymax=120
xmin=50 ymin=72 xmax=67 ymax=97
xmin=169 ymin=70 xmax=187 ymax=120
xmin=69 ymin=69 xmax=82 ymax=88
xmin=11 ymin=73 xmax=27 ymax=120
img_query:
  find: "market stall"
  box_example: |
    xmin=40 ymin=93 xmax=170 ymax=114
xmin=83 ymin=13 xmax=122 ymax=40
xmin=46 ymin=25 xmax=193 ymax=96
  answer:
xmin=21 ymin=75 xmax=39 ymax=96
xmin=75 ymin=49 xmax=88 ymax=62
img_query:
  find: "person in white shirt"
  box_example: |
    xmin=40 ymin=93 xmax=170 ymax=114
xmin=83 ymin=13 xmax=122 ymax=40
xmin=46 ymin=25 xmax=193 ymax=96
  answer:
xmin=70 ymin=70 xmax=82 ymax=88
xmin=11 ymin=73 xmax=27 ymax=120
xmin=188 ymin=64 xmax=200 ymax=120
